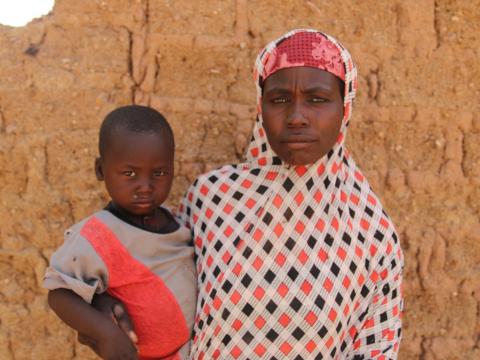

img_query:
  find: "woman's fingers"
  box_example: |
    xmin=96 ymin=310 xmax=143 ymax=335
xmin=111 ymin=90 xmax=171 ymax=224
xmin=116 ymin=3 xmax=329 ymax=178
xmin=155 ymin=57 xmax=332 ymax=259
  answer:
xmin=91 ymin=294 xmax=138 ymax=346
xmin=77 ymin=333 xmax=101 ymax=356
xmin=113 ymin=303 xmax=138 ymax=344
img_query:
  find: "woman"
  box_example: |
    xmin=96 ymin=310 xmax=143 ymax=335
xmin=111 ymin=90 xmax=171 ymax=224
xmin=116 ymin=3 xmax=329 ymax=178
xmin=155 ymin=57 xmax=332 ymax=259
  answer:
xmin=88 ymin=29 xmax=403 ymax=359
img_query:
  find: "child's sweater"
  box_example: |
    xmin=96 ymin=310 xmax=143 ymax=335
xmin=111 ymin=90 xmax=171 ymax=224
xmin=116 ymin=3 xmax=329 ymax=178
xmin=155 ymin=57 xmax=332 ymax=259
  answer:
xmin=44 ymin=209 xmax=197 ymax=359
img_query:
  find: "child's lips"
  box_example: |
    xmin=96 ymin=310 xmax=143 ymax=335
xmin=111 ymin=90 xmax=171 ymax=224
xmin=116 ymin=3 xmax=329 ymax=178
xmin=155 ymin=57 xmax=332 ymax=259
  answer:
xmin=132 ymin=201 xmax=155 ymax=209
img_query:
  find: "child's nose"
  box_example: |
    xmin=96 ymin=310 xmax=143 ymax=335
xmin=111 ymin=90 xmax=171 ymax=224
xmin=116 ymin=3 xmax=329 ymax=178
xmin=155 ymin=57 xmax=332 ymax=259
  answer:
xmin=136 ymin=178 xmax=153 ymax=193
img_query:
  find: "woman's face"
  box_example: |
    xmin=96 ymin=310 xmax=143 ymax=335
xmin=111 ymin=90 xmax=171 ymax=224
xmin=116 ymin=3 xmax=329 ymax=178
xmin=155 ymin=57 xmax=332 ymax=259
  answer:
xmin=261 ymin=67 xmax=344 ymax=165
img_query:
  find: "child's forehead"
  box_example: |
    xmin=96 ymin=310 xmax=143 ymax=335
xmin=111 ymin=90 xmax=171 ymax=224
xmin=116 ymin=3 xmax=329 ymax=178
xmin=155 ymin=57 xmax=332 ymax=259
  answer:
xmin=110 ymin=129 xmax=170 ymax=146
xmin=105 ymin=130 xmax=173 ymax=159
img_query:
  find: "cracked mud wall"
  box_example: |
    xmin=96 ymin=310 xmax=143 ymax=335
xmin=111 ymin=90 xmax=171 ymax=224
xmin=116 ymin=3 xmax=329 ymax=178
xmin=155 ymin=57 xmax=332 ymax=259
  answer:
xmin=0 ymin=0 xmax=479 ymax=359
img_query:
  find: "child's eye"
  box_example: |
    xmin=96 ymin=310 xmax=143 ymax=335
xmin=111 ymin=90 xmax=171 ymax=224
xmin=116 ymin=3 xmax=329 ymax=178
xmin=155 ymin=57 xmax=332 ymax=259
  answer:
xmin=153 ymin=170 xmax=166 ymax=177
xmin=123 ymin=170 xmax=136 ymax=177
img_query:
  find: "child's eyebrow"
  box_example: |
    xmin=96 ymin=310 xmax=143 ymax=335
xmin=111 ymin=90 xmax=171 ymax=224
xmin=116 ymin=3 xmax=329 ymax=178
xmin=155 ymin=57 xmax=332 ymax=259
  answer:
xmin=122 ymin=164 xmax=170 ymax=168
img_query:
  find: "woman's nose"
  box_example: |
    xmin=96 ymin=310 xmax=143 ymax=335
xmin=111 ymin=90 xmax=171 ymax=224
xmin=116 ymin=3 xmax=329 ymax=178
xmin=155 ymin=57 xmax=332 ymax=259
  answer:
xmin=287 ymin=101 xmax=308 ymax=127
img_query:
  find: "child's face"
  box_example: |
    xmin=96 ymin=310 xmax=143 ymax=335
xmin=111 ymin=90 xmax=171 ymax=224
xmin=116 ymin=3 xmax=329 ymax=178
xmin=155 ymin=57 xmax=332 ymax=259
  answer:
xmin=96 ymin=130 xmax=174 ymax=217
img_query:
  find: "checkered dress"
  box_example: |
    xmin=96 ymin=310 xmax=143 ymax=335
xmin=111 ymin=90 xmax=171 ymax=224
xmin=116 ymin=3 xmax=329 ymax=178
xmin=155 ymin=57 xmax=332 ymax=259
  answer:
xmin=179 ymin=29 xmax=403 ymax=360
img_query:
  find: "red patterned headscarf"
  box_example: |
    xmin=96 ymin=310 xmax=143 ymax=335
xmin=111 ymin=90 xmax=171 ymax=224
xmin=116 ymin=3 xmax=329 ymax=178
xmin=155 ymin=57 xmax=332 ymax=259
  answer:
xmin=180 ymin=29 xmax=403 ymax=359
xmin=262 ymin=31 xmax=345 ymax=82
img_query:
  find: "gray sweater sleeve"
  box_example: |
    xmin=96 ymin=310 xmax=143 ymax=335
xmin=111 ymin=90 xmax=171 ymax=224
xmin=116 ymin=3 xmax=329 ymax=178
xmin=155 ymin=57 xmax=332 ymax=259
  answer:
xmin=43 ymin=228 xmax=109 ymax=303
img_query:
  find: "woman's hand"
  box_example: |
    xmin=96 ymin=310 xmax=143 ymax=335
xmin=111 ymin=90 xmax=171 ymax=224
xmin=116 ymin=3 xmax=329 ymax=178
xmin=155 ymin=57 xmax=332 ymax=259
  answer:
xmin=77 ymin=293 xmax=138 ymax=359
xmin=77 ymin=332 xmax=100 ymax=356
xmin=91 ymin=293 xmax=138 ymax=344
xmin=95 ymin=322 xmax=138 ymax=360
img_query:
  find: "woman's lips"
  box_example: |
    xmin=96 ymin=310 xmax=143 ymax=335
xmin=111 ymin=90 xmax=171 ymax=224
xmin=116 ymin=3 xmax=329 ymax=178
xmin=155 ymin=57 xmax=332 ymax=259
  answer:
xmin=281 ymin=137 xmax=317 ymax=149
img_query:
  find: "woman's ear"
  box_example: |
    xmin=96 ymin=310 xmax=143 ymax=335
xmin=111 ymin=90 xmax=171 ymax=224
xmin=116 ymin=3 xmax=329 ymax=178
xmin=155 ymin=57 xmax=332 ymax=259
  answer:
xmin=95 ymin=157 xmax=104 ymax=181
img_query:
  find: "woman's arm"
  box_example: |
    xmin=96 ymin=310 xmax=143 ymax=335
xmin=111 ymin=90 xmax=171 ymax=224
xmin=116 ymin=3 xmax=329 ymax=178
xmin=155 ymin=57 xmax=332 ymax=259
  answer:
xmin=348 ymin=242 xmax=404 ymax=359
xmin=48 ymin=289 xmax=138 ymax=360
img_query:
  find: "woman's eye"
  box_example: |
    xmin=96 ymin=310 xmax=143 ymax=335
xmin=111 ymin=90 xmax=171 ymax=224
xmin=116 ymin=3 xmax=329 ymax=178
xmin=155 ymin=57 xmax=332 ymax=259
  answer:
xmin=271 ymin=97 xmax=288 ymax=104
xmin=123 ymin=171 xmax=136 ymax=177
xmin=153 ymin=170 xmax=166 ymax=177
xmin=311 ymin=97 xmax=327 ymax=103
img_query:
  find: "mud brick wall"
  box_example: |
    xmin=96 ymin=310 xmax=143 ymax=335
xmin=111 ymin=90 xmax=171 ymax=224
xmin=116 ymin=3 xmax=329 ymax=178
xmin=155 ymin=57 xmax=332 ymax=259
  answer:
xmin=0 ymin=1 xmax=479 ymax=359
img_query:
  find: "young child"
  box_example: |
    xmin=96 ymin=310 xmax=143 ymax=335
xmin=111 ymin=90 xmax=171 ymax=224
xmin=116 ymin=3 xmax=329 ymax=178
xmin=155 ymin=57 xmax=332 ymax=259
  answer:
xmin=44 ymin=105 xmax=197 ymax=360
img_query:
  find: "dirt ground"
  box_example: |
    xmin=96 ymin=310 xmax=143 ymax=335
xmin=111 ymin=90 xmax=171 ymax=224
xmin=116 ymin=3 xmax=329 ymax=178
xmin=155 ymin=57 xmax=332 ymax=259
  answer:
xmin=0 ymin=0 xmax=479 ymax=359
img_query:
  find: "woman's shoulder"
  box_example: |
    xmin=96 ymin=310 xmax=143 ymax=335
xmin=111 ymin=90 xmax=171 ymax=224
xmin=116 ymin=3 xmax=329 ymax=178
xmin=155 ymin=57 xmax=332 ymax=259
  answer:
xmin=189 ymin=163 xmax=248 ymax=189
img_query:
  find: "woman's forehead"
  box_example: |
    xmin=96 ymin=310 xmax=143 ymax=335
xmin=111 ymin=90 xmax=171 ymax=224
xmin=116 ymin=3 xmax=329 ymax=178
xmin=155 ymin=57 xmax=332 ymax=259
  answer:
xmin=263 ymin=67 xmax=342 ymax=91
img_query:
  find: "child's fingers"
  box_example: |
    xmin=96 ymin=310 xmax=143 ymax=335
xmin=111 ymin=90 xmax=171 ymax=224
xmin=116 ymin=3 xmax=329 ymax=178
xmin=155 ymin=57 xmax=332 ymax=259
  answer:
xmin=113 ymin=303 xmax=138 ymax=344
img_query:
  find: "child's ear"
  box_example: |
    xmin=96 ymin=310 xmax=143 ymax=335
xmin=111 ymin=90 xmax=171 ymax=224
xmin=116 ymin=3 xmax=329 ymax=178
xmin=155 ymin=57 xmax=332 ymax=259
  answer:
xmin=95 ymin=157 xmax=104 ymax=181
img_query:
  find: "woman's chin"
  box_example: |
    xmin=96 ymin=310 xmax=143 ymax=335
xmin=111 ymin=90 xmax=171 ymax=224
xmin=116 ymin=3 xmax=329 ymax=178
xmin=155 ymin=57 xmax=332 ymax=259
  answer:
xmin=281 ymin=154 xmax=322 ymax=166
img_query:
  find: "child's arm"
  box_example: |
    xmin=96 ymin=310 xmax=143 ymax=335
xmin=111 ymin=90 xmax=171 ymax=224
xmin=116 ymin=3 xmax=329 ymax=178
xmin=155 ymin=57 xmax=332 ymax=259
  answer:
xmin=48 ymin=288 xmax=138 ymax=360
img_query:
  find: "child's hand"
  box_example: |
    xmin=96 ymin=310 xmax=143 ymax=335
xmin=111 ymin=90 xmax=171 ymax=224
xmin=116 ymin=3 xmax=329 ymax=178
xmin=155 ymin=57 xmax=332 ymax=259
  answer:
xmin=96 ymin=322 xmax=138 ymax=360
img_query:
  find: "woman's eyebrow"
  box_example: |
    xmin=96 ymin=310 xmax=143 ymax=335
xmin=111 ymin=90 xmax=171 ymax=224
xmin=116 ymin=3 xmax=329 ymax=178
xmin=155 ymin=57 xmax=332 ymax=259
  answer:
xmin=263 ymin=86 xmax=292 ymax=94
xmin=264 ymin=84 xmax=335 ymax=94
xmin=301 ymin=85 xmax=334 ymax=93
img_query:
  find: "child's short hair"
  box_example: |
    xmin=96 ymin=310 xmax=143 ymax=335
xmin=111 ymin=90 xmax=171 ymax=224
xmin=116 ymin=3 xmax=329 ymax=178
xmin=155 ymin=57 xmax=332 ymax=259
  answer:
xmin=99 ymin=105 xmax=174 ymax=156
